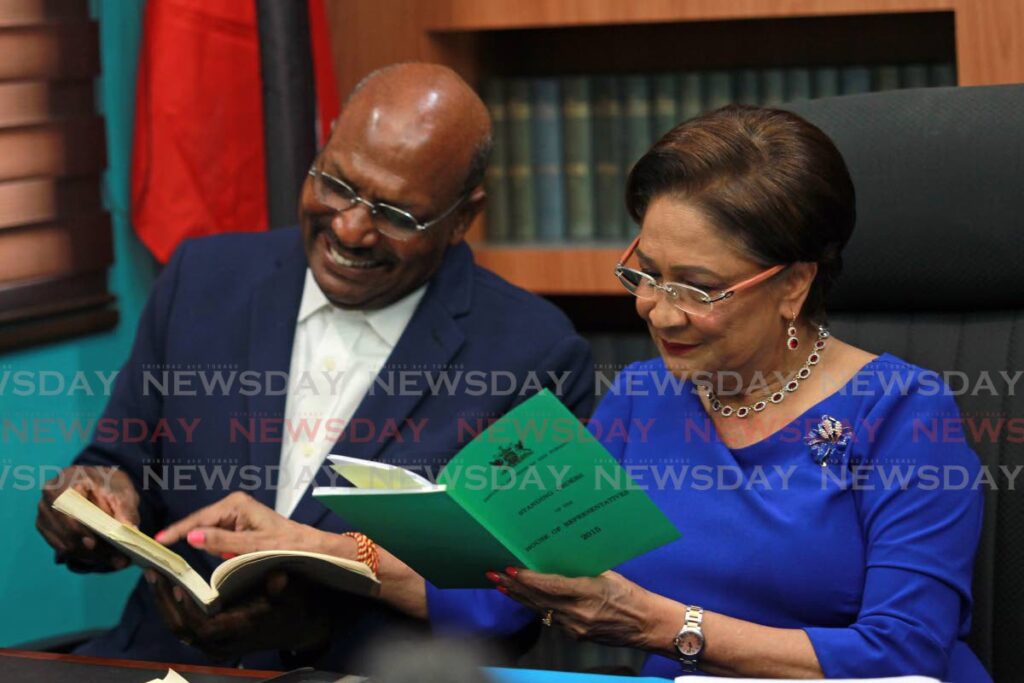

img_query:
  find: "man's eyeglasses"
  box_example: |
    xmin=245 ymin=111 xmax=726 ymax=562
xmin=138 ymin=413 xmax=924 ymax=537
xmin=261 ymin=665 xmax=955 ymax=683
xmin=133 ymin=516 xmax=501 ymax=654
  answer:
xmin=614 ymin=235 xmax=787 ymax=317
xmin=307 ymin=166 xmax=468 ymax=241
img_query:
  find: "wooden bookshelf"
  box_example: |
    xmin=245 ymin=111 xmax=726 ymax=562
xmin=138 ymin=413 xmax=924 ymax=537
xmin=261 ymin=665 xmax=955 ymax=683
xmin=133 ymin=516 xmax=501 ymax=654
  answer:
xmin=324 ymin=0 xmax=1024 ymax=295
xmin=474 ymin=245 xmax=625 ymax=295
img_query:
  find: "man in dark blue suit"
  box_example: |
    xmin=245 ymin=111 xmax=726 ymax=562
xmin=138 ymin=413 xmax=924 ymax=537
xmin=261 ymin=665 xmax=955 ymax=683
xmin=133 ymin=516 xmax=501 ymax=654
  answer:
xmin=35 ymin=63 xmax=593 ymax=670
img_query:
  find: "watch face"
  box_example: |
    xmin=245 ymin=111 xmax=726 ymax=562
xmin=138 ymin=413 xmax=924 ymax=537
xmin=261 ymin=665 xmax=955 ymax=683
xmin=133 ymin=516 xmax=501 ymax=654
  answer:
xmin=677 ymin=630 xmax=703 ymax=657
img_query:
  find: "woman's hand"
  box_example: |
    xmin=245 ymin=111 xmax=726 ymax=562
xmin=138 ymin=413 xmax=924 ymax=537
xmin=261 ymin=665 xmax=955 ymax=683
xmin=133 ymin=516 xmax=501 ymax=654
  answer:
xmin=155 ymin=491 xmax=345 ymax=559
xmin=490 ymin=567 xmax=682 ymax=651
xmin=156 ymin=491 xmax=429 ymax=621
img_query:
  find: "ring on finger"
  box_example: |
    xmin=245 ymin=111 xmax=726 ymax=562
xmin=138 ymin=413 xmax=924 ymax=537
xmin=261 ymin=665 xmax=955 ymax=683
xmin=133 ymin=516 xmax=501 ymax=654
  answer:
xmin=541 ymin=609 xmax=554 ymax=627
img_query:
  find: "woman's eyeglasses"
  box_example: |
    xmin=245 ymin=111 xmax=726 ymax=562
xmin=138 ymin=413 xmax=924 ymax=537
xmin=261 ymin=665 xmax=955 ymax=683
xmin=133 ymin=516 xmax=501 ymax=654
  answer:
xmin=614 ymin=235 xmax=787 ymax=317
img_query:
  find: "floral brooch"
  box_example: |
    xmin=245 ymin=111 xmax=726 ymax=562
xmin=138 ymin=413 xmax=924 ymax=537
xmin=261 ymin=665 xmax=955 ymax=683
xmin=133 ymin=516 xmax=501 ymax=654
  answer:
xmin=805 ymin=415 xmax=852 ymax=467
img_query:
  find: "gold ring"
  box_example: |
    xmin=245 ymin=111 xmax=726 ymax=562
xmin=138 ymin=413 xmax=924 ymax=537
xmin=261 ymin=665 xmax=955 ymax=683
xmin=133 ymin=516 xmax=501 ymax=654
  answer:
xmin=541 ymin=609 xmax=554 ymax=627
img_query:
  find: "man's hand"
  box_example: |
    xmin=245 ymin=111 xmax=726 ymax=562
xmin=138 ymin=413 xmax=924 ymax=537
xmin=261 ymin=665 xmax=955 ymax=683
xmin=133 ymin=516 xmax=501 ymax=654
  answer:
xmin=36 ymin=465 xmax=140 ymax=571
xmin=156 ymin=491 xmax=347 ymax=560
xmin=145 ymin=568 xmax=331 ymax=660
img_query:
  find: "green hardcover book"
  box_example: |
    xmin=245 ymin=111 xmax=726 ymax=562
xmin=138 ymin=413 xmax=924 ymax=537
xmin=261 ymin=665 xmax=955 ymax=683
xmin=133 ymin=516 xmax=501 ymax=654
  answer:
xmin=840 ymin=66 xmax=872 ymax=95
xmin=531 ymin=78 xmax=567 ymax=243
xmin=760 ymin=68 xmax=785 ymax=106
xmin=621 ymin=75 xmax=652 ymax=172
xmin=873 ymin=64 xmax=901 ymax=91
xmin=561 ymin=76 xmax=595 ymax=241
xmin=812 ymin=67 xmax=840 ymax=98
xmin=735 ymin=68 xmax=760 ymax=105
xmin=652 ymin=73 xmax=679 ymax=136
xmin=621 ymin=75 xmax=653 ymax=237
xmin=705 ymin=70 xmax=733 ymax=111
xmin=314 ymin=390 xmax=681 ymax=589
xmin=900 ymin=63 xmax=930 ymax=89
xmin=929 ymin=62 xmax=957 ymax=87
xmin=591 ymin=75 xmax=625 ymax=240
xmin=482 ymin=79 xmax=511 ymax=242
xmin=506 ymin=78 xmax=536 ymax=242
xmin=678 ymin=72 xmax=703 ymax=121
xmin=784 ymin=67 xmax=812 ymax=102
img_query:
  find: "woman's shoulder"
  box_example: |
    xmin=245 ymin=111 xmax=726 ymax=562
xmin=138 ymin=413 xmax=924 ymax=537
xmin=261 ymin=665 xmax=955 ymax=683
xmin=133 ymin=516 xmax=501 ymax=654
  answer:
xmin=843 ymin=351 xmax=980 ymax=468
xmin=847 ymin=350 xmax=959 ymax=405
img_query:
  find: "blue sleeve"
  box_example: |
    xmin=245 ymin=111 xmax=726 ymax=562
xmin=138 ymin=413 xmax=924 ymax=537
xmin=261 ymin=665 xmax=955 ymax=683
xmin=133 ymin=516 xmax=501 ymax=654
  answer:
xmin=72 ymin=240 xmax=190 ymax=535
xmin=804 ymin=379 xmax=984 ymax=679
xmin=587 ymin=363 xmax=637 ymax=465
xmin=427 ymin=365 xmax=636 ymax=634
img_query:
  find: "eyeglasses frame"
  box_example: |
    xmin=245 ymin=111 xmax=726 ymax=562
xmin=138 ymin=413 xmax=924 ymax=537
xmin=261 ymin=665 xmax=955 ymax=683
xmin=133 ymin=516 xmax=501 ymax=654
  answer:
xmin=307 ymin=166 xmax=469 ymax=239
xmin=613 ymin=235 xmax=787 ymax=315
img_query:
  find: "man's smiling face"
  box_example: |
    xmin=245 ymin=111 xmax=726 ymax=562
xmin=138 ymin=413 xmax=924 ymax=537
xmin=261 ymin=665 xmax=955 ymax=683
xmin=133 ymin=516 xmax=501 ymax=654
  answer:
xmin=299 ymin=64 xmax=489 ymax=310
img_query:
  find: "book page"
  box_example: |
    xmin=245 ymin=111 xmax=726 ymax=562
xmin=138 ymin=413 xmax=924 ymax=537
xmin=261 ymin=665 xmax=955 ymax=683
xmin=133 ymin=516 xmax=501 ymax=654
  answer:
xmin=327 ymin=454 xmax=440 ymax=491
xmin=52 ymin=489 xmax=218 ymax=607
xmin=210 ymin=550 xmax=379 ymax=605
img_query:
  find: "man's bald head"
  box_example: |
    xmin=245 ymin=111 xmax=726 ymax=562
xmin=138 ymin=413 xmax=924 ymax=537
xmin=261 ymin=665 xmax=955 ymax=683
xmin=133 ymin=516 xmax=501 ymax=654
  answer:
xmin=334 ymin=63 xmax=492 ymax=197
xmin=300 ymin=63 xmax=493 ymax=310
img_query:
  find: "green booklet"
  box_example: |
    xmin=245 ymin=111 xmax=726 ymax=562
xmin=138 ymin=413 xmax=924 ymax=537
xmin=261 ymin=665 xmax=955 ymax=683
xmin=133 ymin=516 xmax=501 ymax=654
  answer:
xmin=313 ymin=390 xmax=681 ymax=588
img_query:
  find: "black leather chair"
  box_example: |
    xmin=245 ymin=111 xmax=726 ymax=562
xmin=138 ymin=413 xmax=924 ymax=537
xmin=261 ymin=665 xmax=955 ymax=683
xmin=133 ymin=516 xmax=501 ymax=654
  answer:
xmin=785 ymin=84 xmax=1024 ymax=681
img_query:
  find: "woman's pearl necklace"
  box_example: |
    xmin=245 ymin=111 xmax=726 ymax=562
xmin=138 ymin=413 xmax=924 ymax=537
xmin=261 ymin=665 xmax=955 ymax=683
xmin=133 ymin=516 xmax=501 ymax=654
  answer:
xmin=704 ymin=325 xmax=830 ymax=419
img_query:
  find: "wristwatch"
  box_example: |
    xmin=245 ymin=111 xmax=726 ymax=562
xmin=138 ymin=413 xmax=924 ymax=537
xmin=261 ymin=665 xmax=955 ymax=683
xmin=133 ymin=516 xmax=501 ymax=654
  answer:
xmin=672 ymin=605 xmax=705 ymax=672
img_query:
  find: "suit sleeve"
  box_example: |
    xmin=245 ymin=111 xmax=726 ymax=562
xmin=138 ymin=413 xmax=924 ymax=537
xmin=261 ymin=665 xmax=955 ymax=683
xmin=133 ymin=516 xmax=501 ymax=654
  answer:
xmin=538 ymin=332 xmax=595 ymax=420
xmin=803 ymin=383 xmax=984 ymax=679
xmin=72 ymin=240 xmax=191 ymax=536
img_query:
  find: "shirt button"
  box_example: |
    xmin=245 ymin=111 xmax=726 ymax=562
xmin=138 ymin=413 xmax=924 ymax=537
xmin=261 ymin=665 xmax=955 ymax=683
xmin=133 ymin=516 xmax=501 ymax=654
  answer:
xmin=303 ymin=444 xmax=315 ymax=458
xmin=324 ymin=357 xmax=337 ymax=371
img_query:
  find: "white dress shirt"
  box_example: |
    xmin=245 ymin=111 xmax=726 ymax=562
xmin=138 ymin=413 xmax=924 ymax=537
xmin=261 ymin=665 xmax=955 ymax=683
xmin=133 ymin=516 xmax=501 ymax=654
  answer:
xmin=274 ymin=269 xmax=426 ymax=517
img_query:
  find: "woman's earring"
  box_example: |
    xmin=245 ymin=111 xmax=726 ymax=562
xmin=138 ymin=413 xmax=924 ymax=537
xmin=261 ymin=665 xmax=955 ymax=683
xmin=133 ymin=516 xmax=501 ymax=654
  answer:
xmin=786 ymin=316 xmax=800 ymax=351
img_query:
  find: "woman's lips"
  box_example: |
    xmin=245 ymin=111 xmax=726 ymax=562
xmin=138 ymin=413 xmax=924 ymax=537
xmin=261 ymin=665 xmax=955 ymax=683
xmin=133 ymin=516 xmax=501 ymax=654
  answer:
xmin=660 ymin=339 xmax=700 ymax=355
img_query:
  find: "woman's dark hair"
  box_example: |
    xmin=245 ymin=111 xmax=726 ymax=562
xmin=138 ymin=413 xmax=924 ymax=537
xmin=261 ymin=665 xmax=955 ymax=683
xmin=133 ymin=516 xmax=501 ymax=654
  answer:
xmin=625 ymin=105 xmax=856 ymax=322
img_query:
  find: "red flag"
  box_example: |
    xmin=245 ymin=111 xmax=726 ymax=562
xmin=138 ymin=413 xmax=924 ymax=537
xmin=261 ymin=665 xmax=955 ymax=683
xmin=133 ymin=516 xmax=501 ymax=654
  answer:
xmin=308 ymin=0 xmax=340 ymax=147
xmin=131 ymin=0 xmax=267 ymax=263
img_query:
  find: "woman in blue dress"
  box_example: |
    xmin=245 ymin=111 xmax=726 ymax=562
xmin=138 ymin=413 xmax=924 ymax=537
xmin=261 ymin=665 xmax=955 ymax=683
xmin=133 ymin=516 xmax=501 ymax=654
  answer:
xmin=154 ymin=106 xmax=989 ymax=680
xmin=427 ymin=105 xmax=990 ymax=680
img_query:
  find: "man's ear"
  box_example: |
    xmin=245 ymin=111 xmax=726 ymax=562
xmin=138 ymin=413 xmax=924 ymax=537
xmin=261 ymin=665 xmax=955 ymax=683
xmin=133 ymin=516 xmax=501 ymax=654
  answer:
xmin=448 ymin=186 xmax=486 ymax=245
xmin=778 ymin=261 xmax=818 ymax=319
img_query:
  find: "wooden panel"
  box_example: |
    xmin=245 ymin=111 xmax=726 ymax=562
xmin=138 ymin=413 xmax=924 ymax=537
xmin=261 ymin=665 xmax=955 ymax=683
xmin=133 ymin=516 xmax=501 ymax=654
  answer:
xmin=953 ymin=0 xmax=1024 ymax=85
xmin=0 ymin=22 xmax=99 ymax=80
xmin=430 ymin=0 xmax=954 ymax=31
xmin=0 ymin=80 xmax=94 ymax=127
xmin=474 ymin=12 xmax=954 ymax=79
xmin=0 ymin=213 xmax=113 ymax=283
xmin=0 ymin=176 xmax=102 ymax=229
xmin=473 ymin=246 xmax=626 ymax=295
xmin=0 ymin=270 xmax=112 ymax=324
xmin=0 ymin=305 xmax=117 ymax=353
xmin=0 ymin=118 xmax=105 ymax=180
xmin=0 ymin=0 xmax=89 ymax=28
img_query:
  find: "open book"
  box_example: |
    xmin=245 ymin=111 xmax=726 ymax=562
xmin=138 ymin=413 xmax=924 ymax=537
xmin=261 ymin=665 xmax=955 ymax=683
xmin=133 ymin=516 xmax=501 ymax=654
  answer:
xmin=314 ymin=389 xmax=681 ymax=588
xmin=52 ymin=488 xmax=379 ymax=614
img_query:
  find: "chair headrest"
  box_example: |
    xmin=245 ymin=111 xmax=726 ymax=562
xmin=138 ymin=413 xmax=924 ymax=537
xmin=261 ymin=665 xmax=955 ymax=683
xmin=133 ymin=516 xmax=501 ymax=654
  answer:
xmin=785 ymin=84 xmax=1024 ymax=312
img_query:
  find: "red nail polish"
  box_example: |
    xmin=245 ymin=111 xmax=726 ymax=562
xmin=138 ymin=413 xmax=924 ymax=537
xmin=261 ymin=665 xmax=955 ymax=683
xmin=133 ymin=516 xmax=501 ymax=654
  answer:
xmin=485 ymin=571 xmax=501 ymax=584
xmin=505 ymin=566 xmax=519 ymax=578
xmin=186 ymin=530 xmax=205 ymax=546
xmin=222 ymin=552 xmax=238 ymax=560
xmin=154 ymin=531 xmax=167 ymax=543
xmin=496 ymin=585 xmax=508 ymax=594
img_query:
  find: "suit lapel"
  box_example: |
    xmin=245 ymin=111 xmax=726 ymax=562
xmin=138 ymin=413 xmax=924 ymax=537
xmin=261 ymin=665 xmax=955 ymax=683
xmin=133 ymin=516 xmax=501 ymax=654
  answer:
xmin=245 ymin=232 xmax=307 ymax=509
xmin=289 ymin=242 xmax=475 ymax=528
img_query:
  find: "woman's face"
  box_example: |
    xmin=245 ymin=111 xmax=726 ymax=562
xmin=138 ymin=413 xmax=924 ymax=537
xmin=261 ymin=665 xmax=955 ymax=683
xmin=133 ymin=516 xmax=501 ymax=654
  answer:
xmin=635 ymin=196 xmax=797 ymax=381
